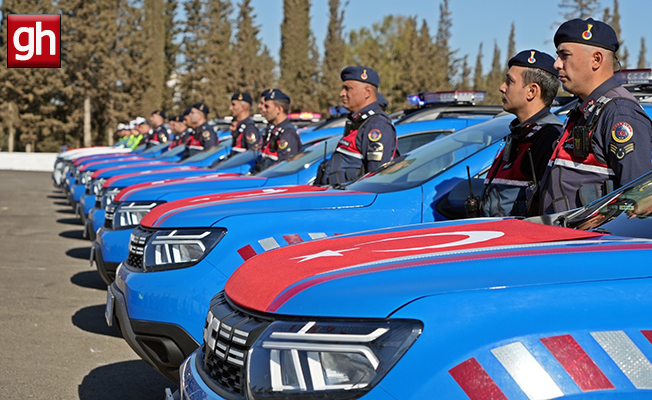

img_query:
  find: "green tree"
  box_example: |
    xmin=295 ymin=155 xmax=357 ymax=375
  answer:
xmin=473 ymin=43 xmax=485 ymax=91
xmin=433 ymin=0 xmax=456 ymax=90
xmin=161 ymin=0 xmax=181 ymax=113
xmin=233 ymin=0 xmax=275 ymax=107
xmin=457 ymin=55 xmax=472 ymax=90
xmin=319 ymin=0 xmax=347 ymax=110
xmin=179 ymin=0 xmax=208 ymax=107
xmin=505 ymin=22 xmax=516 ymax=63
xmin=638 ymin=37 xmax=648 ymax=68
xmin=203 ymin=0 xmax=234 ymax=117
xmin=140 ymin=0 xmax=166 ymax=116
xmin=485 ymin=41 xmax=503 ymax=105
xmin=280 ymin=0 xmax=319 ymax=111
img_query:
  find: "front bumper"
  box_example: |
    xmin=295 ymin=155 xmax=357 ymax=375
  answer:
xmin=110 ymin=276 xmax=199 ymax=383
xmin=91 ymin=240 xmax=119 ymax=285
xmin=94 ymin=226 xmax=132 ymax=283
xmin=86 ymin=207 xmax=105 ymax=242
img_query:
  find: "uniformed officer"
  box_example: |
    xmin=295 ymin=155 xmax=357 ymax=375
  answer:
xmin=255 ymin=89 xmax=302 ymax=171
xmin=148 ymin=110 xmax=172 ymax=146
xmin=540 ymin=18 xmax=652 ymax=213
xmin=168 ymin=114 xmax=193 ymax=149
xmin=230 ymin=92 xmax=261 ymax=155
xmin=480 ymin=50 xmax=563 ymax=217
xmin=186 ymin=103 xmax=219 ymax=157
xmin=134 ymin=116 xmax=153 ymax=147
xmin=318 ymin=66 xmax=397 ymax=186
xmin=127 ymin=119 xmax=144 ymax=150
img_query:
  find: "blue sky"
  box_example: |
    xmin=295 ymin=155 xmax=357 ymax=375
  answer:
xmin=243 ymin=0 xmax=652 ymax=71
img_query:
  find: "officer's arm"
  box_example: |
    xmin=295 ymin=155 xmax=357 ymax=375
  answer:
xmin=529 ymin=125 xmax=563 ymax=183
xmin=597 ymin=106 xmax=652 ymax=188
xmin=244 ymin=125 xmax=261 ymax=150
xmin=360 ymin=119 xmax=396 ymax=172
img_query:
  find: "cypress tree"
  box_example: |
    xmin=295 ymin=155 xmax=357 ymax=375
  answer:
xmin=140 ymin=0 xmax=166 ymax=116
xmin=458 ymin=55 xmax=472 ymax=90
xmin=162 ymin=0 xmax=181 ymax=113
xmin=433 ymin=0 xmax=455 ymax=90
xmin=233 ymin=0 xmax=275 ymax=103
xmin=485 ymin=41 xmax=503 ymax=105
xmin=505 ymin=22 xmax=516 ymax=63
xmin=280 ymin=0 xmax=319 ymax=111
xmin=638 ymin=38 xmax=648 ymax=69
xmin=473 ymin=43 xmax=485 ymax=91
xmin=319 ymin=0 xmax=346 ymax=110
xmin=203 ymin=0 xmax=234 ymax=117
xmin=179 ymin=0 xmax=208 ymax=107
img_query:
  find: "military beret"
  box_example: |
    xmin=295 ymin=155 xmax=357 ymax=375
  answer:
xmin=231 ymin=92 xmax=252 ymax=104
xmin=168 ymin=114 xmax=178 ymax=122
xmin=554 ymin=18 xmax=619 ymax=52
xmin=151 ymin=110 xmax=166 ymax=119
xmin=508 ymin=49 xmax=559 ymax=77
xmin=192 ymin=103 xmax=210 ymax=115
xmin=265 ymin=88 xmax=291 ymax=102
xmin=341 ymin=66 xmax=380 ymax=87
xmin=377 ymin=92 xmax=388 ymax=108
xmin=183 ymin=107 xmax=192 ymax=117
xmin=260 ymin=89 xmax=271 ymax=99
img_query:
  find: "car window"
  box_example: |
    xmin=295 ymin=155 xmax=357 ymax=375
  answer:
xmin=178 ymin=142 xmax=229 ymax=164
xmin=397 ymin=131 xmax=453 ymax=155
xmin=347 ymin=116 xmax=511 ymax=193
xmin=257 ymin=137 xmax=340 ymax=178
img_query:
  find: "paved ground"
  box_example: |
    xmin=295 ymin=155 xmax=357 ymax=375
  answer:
xmin=0 ymin=170 xmax=170 ymax=399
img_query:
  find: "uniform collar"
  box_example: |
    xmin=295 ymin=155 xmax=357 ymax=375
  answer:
xmin=579 ymin=75 xmax=620 ymax=115
xmin=237 ymin=116 xmax=253 ymax=125
xmin=275 ymin=118 xmax=292 ymax=128
xmin=509 ymin=106 xmax=551 ymax=133
xmin=350 ymin=102 xmax=380 ymax=121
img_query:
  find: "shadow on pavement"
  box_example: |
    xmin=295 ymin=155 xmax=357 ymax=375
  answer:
xmin=72 ymin=304 xmax=122 ymax=338
xmin=66 ymin=246 xmax=91 ymax=259
xmin=56 ymin=208 xmax=75 ymax=214
xmin=47 ymin=194 xmax=67 ymax=200
xmin=60 ymin=230 xmax=86 ymax=240
xmin=53 ymin=201 xmax=70 ymax=206
xmin=78 ymin=360 xmax=171 ymax=400
xmin=57 ymin=217 xmax=83 ymax=226
xmin=71 ymin=270 xmax=107 ymax=291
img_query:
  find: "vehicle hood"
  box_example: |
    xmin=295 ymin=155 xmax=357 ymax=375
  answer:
xmin=116 ymin=175 xmax=266 ymax=202
xmin=93 ymin=161 xmax=175 ymax=178
xmin=140 ymin=186 xmax=376 ymax=228
xmin=102 ymin=166 xmax=211 ymax=188
xmin=225 ymin=219 xmax=652 ymax=317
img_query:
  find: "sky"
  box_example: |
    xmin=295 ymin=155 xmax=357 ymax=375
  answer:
xmin=241 ymin=0 xmax=652 ymax=71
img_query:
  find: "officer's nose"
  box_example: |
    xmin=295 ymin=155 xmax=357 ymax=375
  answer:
xmin=553 ymin=56 xmax=563 ymax=71
xmin=499 ymin=81 xmax=507 ymax=93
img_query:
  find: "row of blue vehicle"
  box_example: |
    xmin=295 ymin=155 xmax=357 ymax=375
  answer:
xmin=51 ymin=74 xmax=652 ymax=399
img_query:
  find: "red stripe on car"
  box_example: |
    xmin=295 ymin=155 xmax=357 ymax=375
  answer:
xmin=449 ymin=358 xmax=508 ymax=400
xmin=540 ymin=335 xmax=614 ymax=391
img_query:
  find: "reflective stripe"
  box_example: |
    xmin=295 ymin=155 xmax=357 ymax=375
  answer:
xmin=335 ymin=147 xmax=364 ymax=159
xmin=237 ymin=245 xmax=257 ymax=261
xmin=261 ymin=153 xmax=278 ymax=160
xmin=485 ymin=178 xmax=531 ymax=187
xmin=232 ymin=147 xmax=247 ymax=153
xmin=189 ymin=145 xmax=204 ymax=150
xmin=308 ymin=232 xmax=327 ymax=239
xmin=591 ymin=330 xmax=652 ymax=389
xmin=491 ymin=342 xmax=563 ymax=400
xmin=552 ymin=158 xmax=614 ymax=176
xmin=449 ymin=358 xmax=508 ymax=400
xmin=540 ymin=335 xmax=613 ymax=391
xmin=259 ymin=237 xmax=280 ymax=252
xmin=283 ymin=234 xmax=303 ymax=245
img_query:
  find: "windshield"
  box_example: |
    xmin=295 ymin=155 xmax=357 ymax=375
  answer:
xmin=563 ymin=171 xmax=652 ymax=240
xmin=347 ymin=116 xmax=511 ymax=193
xmin=212 ymin=150 xmax=257 ymax=169
xmin=140 ymin=143 xmax=168 ymax=155
xmin=157 ymin=144 xmax=186 ymax=159
xmin=178 ymin=143 xmax=229 ymax=164
xmin=257 ymin=136 xmax=339 ymax=178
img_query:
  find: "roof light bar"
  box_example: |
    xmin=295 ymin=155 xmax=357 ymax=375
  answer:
xmin=407 ymin=90 xmax=487 ymax=107
xmin=614 ymin=69 xmax=652 ymax=85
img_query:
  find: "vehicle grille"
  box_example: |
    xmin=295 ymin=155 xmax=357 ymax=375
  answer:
xmin=201 ymin=292 xmax=270 ymax=398
xmin=104 ymin=203 xmax=116 ymax=229
xmin=125 ymin=227 xmax=153 ymax=271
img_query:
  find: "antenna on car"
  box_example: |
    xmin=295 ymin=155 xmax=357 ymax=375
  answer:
xmin=464 ymin=166 xmax=479 ymax=218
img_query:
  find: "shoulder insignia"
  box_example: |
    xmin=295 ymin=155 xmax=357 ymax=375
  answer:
xmin=203 ymin=131 xmax=211 ymax=139
xmin=278 ymin=139 xmax=288 ymax=150
xmin=609 ymin=143 xmax=635 ymax=160
xmin=368 ymin=129 xmax=382 ymax=142
xmin=612 ymin=122 xmax=634 ymax=143
xmin=246 ymin=132 xmax=257 ymax=143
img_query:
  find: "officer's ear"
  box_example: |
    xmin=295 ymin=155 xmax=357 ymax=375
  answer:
xmin=526 ymin=82 xmax=540 ymax=102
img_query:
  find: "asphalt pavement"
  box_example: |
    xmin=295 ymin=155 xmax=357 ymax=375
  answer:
xmin=0 ymin=170 xmax=170 ymax=399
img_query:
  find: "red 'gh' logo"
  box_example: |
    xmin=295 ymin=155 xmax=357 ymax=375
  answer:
xmin=7 ymin=15 xmax=61 ymax=68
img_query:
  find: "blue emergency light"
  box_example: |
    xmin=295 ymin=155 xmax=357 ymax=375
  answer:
xmin=406 ymin=90 xmax=486 ymax=107
xmin=615 ymin=69 xmax=652 ymax=86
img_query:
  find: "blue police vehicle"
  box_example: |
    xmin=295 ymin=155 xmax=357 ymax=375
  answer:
xmin=174 ymin=167 xmax=652 ymax=399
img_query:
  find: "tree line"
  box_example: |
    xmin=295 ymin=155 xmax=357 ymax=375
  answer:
xmin=0 ymin=0 xmax=648 ymax=152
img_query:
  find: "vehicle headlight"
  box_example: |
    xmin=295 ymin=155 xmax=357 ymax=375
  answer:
xmin=112 ymin=201 xmax=165 ymax=229
xmin=91 ymin=178 xmax=106 ymax=195
xmin=101 ymin=187 xmax=122 ymax=208
xmin=80 ymin=170 xmax=93 ymax=184
xmin=143 ymin=228 xmax=225 ymax=271
xmin=246 ymin=319 xmax=422 ymax=398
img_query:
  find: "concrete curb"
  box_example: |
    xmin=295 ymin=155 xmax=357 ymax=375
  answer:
xmin=0 ymin=152 xmax=58 ymax=172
